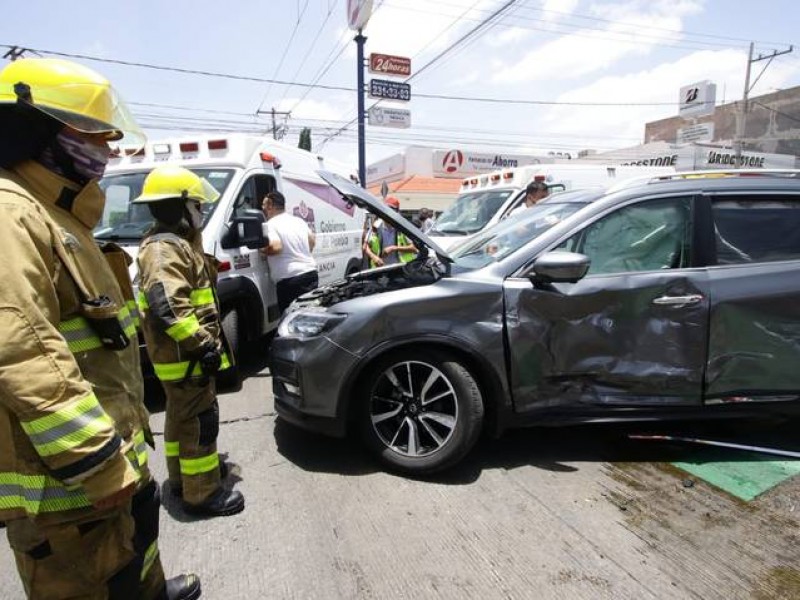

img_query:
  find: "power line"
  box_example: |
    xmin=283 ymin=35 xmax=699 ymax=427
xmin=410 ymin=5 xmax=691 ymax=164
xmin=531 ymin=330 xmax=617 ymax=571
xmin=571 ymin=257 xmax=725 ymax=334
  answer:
xmin=0 ymin=44 xmax=681 ymax=107
xmin=752 ymin=100 xmax=800 ymax=124
xmin=276 ymin=0 xmax=340 ymax=107
xmin=0 ymin=44 xmax=353 ymax=92
xmin=256 ymin=0 xmax=312 ymax=112
xmin=382 ymin=0 xmax=792 ymax=51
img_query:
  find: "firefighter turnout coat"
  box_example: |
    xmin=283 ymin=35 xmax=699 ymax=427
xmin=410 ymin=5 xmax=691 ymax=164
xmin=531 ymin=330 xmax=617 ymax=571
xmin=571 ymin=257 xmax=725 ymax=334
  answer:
xmin=137 ymin=226 xmax=230 ymax=384
xmin=0 ymin=161 xmax=151 ymax=525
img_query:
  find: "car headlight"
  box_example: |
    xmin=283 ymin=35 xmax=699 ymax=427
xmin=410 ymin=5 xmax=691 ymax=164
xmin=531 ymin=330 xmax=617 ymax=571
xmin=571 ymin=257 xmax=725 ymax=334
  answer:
xmin=277 ymin=309 xmax=347 ymax=339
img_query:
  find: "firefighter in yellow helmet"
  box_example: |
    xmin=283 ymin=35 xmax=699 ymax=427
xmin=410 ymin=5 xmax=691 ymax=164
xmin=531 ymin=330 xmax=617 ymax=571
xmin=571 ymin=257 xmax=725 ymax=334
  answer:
xmin=134 ymin=166 xmax=245 ymax=518
xmin=0 ymin=58 xmax=201 ymax=599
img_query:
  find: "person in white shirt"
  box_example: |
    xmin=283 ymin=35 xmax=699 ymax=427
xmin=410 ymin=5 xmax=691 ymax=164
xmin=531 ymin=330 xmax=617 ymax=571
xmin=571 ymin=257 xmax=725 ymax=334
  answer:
xmin=262 ymin=190 xmax=318 ymax=313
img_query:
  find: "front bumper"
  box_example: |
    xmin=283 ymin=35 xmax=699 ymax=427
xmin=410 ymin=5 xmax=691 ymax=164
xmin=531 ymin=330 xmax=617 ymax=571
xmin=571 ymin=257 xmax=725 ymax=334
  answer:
xmin=270 ymin=334 xmax=359 ymax=438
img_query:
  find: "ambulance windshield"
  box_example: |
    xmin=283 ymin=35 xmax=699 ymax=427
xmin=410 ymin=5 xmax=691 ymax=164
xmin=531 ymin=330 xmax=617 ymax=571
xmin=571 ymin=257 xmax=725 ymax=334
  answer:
xmin=431 ymin=190 xmax=512 ymax=236
xmin=94 ymin=169 xmax=235 ymax=240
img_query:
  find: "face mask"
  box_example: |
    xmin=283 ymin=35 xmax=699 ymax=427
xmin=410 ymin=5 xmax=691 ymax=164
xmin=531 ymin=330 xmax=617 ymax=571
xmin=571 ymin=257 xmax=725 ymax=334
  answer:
xmin=56 ymin=130 xmax=110 ymax=180
xmin=185 ymin=200 xmax=204 ymax=230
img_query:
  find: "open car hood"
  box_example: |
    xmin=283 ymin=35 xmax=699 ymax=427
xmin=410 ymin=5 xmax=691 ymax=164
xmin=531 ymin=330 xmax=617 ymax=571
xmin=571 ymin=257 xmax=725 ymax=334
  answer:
xmin=317 ymin=170 xmax=454 ymax=264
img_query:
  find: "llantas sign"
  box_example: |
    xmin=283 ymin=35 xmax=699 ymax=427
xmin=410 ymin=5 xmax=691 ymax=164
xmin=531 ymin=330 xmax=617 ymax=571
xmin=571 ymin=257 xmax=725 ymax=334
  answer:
xmin=369 ymin=53 xmax=412 ymax=77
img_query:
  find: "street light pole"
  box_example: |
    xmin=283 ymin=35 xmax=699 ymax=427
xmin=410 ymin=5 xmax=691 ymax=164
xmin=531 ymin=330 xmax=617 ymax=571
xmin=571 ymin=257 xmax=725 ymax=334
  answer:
xmin=356 ymin=29 xmax=367 ymax=188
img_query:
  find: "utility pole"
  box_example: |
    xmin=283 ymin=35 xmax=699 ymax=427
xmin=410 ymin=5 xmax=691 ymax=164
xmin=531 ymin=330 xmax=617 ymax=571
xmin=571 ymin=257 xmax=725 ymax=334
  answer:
xmin=2 ymin=46 xmax=30 ymax=61
xmin=355 ymin=29 xmax=367 ymax=188
xmin=734 ymin=42 xmax=793 ymax=167
xmin=256 ymin=108 xmax=291 ymax=140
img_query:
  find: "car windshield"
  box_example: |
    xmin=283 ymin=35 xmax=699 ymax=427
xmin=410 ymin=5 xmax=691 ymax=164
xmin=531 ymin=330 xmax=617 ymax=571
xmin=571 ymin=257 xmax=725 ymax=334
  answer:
xmin=432 ymin=189 xmax=513 ymax=236
xmin=450 ymin=189 xmax=606 ymax=268
xmin=94 ymin=168 xmax=236 ymax=240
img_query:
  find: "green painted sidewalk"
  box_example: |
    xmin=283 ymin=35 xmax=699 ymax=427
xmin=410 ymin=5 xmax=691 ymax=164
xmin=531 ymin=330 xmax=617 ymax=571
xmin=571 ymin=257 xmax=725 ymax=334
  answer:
xmin=674 ymin=451 xmax=800 ymax=501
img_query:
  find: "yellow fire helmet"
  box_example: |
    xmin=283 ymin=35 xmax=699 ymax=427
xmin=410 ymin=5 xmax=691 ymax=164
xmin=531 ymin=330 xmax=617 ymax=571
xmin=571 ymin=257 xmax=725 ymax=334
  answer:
xmin=0 ymin=57 xmax=145 ymax=149
xmin=133 ymin=166 xmax=221 ymax=204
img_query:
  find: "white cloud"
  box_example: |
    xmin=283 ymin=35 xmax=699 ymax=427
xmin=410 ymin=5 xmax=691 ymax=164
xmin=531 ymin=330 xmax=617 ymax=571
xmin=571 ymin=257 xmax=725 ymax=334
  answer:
xmin=358 ymin=0 xmax=496 ymax=59
xmin=541 ymin=0 xmax=580 ymax=21
xmin=275 ymin=97 xmax=349 ymax=122
xmin=538 ymin=48 xmax=800 ymax=150
xmin=491 ymin=0 xmax=703 ymax=84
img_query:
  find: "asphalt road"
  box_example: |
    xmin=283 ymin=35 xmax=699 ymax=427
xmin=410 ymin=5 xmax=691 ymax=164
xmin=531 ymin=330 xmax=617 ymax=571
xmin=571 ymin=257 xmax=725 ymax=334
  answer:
xmin=2 ymin=343 xmax=799 ymax=599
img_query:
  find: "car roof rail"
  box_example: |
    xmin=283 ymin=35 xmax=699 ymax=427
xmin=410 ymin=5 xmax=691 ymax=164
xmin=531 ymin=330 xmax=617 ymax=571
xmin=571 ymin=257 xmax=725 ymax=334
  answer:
xmin=647 ymin=169 xmax=800 ymax=184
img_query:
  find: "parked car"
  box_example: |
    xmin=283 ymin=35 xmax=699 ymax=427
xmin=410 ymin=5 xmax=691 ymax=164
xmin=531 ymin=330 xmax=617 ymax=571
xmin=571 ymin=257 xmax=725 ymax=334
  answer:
xmin=270 ymin=170 xmax=800 ymax=474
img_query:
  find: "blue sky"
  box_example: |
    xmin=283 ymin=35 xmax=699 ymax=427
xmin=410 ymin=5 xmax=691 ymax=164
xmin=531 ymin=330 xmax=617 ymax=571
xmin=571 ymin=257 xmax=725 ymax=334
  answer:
xmin=2 ymin=1 xmax=798 ymax=168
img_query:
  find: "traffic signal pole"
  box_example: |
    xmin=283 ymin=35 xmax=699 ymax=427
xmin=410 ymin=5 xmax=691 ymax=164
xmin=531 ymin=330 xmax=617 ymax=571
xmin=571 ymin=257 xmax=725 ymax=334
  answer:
xmin=356 ymin=29 xmax=367 ymax=188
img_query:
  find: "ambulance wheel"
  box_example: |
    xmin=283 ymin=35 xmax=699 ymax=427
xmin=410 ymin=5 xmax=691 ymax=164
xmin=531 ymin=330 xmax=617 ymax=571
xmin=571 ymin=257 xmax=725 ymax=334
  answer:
xmin=218 ymin=308 xmax=242 ymax=391
xmin=345 ymin=258 xmax=362 ymax=276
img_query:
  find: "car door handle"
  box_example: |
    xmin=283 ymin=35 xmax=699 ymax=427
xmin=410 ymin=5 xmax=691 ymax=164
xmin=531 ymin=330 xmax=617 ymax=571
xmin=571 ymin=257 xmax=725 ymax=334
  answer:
xmin=652 ymin=294 xmax=704 ymax=306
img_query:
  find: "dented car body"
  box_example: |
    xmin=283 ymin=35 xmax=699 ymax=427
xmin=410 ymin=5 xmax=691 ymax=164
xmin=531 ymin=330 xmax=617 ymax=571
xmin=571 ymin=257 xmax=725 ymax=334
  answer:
xmin=270 ymin=170 xmax=800 ymax=474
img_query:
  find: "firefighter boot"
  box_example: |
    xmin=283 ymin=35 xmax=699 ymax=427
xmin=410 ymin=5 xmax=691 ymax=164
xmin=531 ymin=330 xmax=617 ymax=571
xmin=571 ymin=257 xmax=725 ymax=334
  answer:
xmin=165 ymin=573 xmax=202 ymax=600
xmin=170 ymin=461 xmax=229 ymax=498
xmin=183 ymin=488 xmax=245 ymax=518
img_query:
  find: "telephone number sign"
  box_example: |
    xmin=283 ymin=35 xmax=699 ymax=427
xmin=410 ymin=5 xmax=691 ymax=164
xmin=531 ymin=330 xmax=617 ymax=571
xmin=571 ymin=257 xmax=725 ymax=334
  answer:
xmin=368 ymin=79 xmax=411 ymax=102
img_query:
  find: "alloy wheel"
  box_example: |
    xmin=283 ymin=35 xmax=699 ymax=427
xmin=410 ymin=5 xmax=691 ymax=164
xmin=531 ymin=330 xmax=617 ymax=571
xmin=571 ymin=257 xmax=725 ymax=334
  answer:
xmin=369 ymin=360 xmax=459 ymax=457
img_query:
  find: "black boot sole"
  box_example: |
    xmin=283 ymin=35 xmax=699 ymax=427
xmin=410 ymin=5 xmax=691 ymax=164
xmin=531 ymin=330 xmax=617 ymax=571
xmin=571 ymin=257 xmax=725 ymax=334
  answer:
xmin=183 ymin=499 xmax=245 ymax=518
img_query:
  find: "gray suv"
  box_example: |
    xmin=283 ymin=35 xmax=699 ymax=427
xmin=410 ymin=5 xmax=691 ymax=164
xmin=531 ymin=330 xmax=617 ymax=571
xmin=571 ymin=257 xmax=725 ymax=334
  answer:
xmin=270 ymin=170 xmax=800 ymax=474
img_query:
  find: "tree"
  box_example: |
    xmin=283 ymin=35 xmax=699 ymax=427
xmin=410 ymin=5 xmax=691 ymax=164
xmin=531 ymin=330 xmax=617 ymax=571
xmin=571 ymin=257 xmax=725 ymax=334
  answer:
xmin=298 ymin=128 xmax=312 ymax=151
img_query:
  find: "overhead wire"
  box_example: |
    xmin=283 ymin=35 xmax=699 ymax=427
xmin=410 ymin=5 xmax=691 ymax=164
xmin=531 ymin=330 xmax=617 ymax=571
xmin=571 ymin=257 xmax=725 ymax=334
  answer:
xmin=318 ymin=0 xmax=526 ymax=149
xmin=276 ymin=0 xmax=340 ymax=107
xmin=382 ymin=0 xmax=792 ymax=51
xmin=255 ymin=0 xmax=312 ymax=113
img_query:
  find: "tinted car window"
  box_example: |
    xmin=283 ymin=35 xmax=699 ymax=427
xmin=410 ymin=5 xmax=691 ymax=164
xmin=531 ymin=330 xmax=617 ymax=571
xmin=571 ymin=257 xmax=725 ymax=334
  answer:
xmin=712 ymin=196 xmax=800 ymax=264
xmin=559 ymin=197 xmax=692 ymax=275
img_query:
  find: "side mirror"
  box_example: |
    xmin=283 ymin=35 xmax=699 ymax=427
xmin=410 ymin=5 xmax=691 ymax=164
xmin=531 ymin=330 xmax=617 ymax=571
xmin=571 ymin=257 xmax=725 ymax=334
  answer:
xmin=221 ymin=209 xmax=267 ymax=250
xmin=529 ymin=251 xmax=590 ymax=284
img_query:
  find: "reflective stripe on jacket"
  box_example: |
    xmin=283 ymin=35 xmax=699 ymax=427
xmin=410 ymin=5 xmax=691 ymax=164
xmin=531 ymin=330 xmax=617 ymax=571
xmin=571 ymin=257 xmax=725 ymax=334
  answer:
xmin=137 ymin=228 xmax=230 ymax=382
xmin=0 ymin=162 xmax=149 ymax=523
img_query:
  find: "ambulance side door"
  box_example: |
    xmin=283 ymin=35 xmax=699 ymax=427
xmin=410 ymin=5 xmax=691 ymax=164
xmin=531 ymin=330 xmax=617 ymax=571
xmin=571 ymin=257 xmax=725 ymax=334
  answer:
xmin=230 ymin=173 xmax=278 ymax=327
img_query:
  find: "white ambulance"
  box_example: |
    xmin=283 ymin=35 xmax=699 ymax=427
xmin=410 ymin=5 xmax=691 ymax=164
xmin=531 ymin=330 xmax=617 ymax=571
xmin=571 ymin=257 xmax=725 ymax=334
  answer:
xmin=96 ymin=134 xmax=365 ymax=364
xmin=429 ymin=163 xmax=676 ymax=250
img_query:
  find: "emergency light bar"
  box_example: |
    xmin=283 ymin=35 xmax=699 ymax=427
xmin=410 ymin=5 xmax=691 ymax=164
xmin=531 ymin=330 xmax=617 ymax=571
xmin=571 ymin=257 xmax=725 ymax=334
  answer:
xmin=179 ymin=142 xmax=199 ymax=153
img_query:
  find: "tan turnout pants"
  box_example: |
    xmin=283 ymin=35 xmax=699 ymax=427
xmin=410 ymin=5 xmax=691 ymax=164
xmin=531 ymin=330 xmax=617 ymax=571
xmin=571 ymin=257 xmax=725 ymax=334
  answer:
xmin=162 ymin=378 xmax=222 ymax=505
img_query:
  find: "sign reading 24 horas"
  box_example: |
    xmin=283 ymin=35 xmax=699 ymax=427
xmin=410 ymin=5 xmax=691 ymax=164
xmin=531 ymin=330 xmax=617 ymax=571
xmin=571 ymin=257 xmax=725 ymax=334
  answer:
xmin=368 ymin=79 xmax=410 ymax=102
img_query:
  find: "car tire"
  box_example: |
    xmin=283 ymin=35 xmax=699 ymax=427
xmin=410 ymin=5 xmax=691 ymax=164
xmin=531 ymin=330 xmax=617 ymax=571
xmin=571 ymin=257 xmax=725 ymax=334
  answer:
xmin=358 ymin=348 xmax=484 ymax=474
xmin=218 ymin=307 xmax=242 ymax=390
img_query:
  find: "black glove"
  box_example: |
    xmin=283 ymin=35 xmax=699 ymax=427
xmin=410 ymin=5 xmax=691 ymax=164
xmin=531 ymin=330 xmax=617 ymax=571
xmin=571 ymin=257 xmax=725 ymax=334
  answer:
xmin=198 ymin=346 xmax=222 ymax=376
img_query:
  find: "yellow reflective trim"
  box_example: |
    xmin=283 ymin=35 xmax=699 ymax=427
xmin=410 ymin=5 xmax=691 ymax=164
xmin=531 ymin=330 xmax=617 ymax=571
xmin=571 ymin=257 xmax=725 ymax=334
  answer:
xmin=153 ymin=361 xmax=203 ymax=382
xmin=166 ymin=314 xmax=200 ymax=342
xmin=58 ymin=316 xmax=88 ymax=332
xmin=0 ymin=472 xmax=92 ymax=515
xmin=190 ymin=287 xmax=214 ymax=306
xmin=179 ymin=452 xmax=220 ymax=476
xmin=132 ymin=430 xmax=148 ymax=467
xmin=140 ymin=540 xmax=160 ymax=581
xmin=220 ymin=352 xmax=231 ymax=370
xmin=137 ymin=291 xmax=149 ymax=311
xmin=20 ymin=393 xmax=102 ymax=436
xmin=34 ymin=414 xmax=114 ymax=457
xmin=165 ymin=441 xmax=180 ymax=457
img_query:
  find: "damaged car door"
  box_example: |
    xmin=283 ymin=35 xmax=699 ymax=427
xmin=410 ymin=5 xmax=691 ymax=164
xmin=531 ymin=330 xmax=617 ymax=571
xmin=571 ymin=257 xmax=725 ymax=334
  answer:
xmin=504 ymin=195 xmax=709 ymax=413
xmin=703 ymin=192 xmax=800 ymax=403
